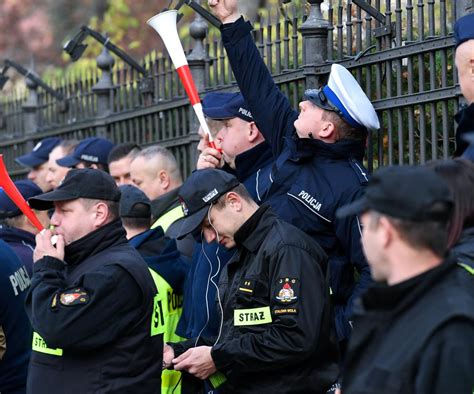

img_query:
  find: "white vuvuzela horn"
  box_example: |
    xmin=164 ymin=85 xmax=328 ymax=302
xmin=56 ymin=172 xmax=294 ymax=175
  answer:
xmin=147 ymin=10 xmax=219 ymax=150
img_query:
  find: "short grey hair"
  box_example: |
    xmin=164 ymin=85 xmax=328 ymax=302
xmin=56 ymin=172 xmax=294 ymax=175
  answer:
xmin=131 ymin=145 xmax=182 ymax=183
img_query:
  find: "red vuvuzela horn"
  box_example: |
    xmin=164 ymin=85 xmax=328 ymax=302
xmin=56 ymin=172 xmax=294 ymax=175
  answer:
xmin=147 ymin=10 xmax=220 ymax=151
xmin=0 ymin=154 xmax=44 ymax=231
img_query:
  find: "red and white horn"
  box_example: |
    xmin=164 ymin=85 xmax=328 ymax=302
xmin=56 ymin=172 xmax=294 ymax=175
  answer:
xmin=147 ymin=10 xmax=219 ymax=150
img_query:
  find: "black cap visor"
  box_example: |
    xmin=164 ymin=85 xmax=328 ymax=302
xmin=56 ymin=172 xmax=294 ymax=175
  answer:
xmin=176 ymin=205 xmax=209 ymax=240
xmin=56 ymin=155 xmax=80 ymax=168
xmin=28 ymin=189 xmax=78 ymax=211
xmin=15 ymin=154 xmax=46 ymax=168
xmin=303 ymin=89 xmax=338 ymax=112
xmin=336 ymin=197 xmax=370 ymax=219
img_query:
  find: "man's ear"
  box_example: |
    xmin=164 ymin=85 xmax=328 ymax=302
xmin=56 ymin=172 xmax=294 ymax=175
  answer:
xmin=247 ymin=122 xmax=260 ymax=143
xmin=158 ymin=170 xmax=170 ymax=190
xmin=318 ymin=120 xmax=336 ymax=140
xmin=225 ymin=191 xmax=242 ymax=211
xmin=378 ymin=216 xmax=394 ymax=248
xmin=94 ymin=202 xmax=109 ymax=227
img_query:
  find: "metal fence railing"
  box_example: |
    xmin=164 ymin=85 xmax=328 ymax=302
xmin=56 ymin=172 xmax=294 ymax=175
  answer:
xmin=0 ymin=0 xmax=472 ymax=179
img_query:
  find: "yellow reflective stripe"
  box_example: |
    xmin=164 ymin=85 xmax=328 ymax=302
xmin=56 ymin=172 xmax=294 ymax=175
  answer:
xmin=32 ymin=332 xmax=63 ymax=356
xmin=234 ymin=306 xmax=272 ymax=326
xmin=208 ymin=371 xmax=227 ymax=389
xmin=162 ymin=369 xmax=182 ymax=394
xmin=151 ymin=206 xmax=184 ymax=232
xmin=458 ymin=263 xmax=474 ymax=275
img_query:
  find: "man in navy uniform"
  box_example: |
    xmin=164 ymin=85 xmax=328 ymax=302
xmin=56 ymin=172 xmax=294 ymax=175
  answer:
xmin=0 ymin=240 xmax=32 ymax=394
xmin=25 ymin=169 xmax=162 ymax=394
xmin=207 ymin=0 xmax=379 ymax=346
xmin=15 ymin=137 xmax=61 ymax=192
xmin=56 ymin=137 xmax=115 ymax=173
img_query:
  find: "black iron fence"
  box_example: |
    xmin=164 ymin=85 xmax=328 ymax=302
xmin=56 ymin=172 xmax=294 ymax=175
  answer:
xmin=1 ymin=0 xmax=473 ymax=179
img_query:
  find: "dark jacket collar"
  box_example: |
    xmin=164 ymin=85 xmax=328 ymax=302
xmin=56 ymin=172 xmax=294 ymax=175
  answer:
xmin=0 ymin=226 xmax=36 ymax=245
xmin=356 ymin=256 xmax=457 ymax=314
xmin=129 ymin=226 xmax=167 ymax=257
xmin=454 ymin=103 xmax=474 ymax=156
xmin=234 ymin=142 xmax=273 ymax=182
xmin=151 ymin=187 xmax=181 ymax=219
xmin=289 ymin=136 xmax=366 ymax=162
xmin=64 ymin=219 xmax=128 ymax=265
xmin=234 ymin=204 xmax=274 ymax=252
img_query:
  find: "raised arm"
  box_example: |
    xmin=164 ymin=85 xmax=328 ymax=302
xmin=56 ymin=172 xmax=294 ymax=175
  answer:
xmin=209 ymin=0 xmax=299 ymax=157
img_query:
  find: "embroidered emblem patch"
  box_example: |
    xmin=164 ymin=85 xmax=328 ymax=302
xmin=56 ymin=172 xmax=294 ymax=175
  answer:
xmin=179 ymin=198 xmax=189 ymax=216
xmin=275 ymin=278 xmax=298 ymax=303
xmin=59 ymin=288 xmax=89 ymax=306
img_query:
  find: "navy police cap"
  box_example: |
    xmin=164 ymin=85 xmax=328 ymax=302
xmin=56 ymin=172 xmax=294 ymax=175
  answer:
xmin=304 ymin=64 xmax=380 ymax=131
xmin=57 ymin=137 xmax=115 ymax=168
xmin=0 ymin=180 xmax=43 ymax=218
xmin=454 ymin=13 xmax=474 ymax=48
xmin=203 ymin=92 xmax=253 ymax=123
xmin=15 ymin=137 xmax=61 ymax=168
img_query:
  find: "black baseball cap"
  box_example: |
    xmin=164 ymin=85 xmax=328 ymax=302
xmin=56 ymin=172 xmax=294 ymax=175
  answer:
xmin=336 ymin=165 xmax=453 ymax=221
xmin=29 ymin=168 xmax=121 ymax=211
xmin=15 ymin=137 xmax=61 ymax=168
xmin=57 ymin=137 xmax=115 ymax=168
xmin=0 ymin=180 xmax=43 ymax=219
xmin=176 ymin=169 xmax=240 ymax=240
xmin=119 ymin=185 xmax=151 ymax=218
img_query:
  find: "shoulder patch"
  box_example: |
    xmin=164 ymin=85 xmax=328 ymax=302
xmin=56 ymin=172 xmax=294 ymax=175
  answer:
xmin=238 ymin=279 xmax=256 ymax=295
xmin=349 ymin=159 xmax=369 ymax=185
xmin=275 ymin=278 xmax=299 ymax=304
xmin=59 ymin=288 xmax=89 ymax=306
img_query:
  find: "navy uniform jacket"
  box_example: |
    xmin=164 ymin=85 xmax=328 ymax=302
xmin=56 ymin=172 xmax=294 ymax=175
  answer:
xmin=454 ymin=103 xmax=474 ymax=157
xmin=0 ymin=240 xmax=32 ymax=394
xmin=0 ymin=226 xmax=36 ymax=276
xmin=220 ymin=17 xmax=372 ymax=341
xmin=24 ymin=220 xmax=162 ymax=394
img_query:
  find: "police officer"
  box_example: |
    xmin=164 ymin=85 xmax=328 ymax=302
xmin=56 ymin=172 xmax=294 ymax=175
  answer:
xmin=207 ymin=0 xmax=379 ymax=345
xmin=336 ymin=166 xmax=474 ymax=393
xmin=15 ymin=137 xmax=61 ymax=192
xmin=0 ymin=180 xmax=49 ymax=275
xmin=166 ymin=169 xmax=339 ymax=393
xmin=198 ymin=92 xmax=273 ymax=202
xmin=25 ymin=169 xmax=162 ymax=393
xmin=56 ymin=137 xmax=115 ymax=173
xmin=0 ymin=240 xmax=32 ymax=394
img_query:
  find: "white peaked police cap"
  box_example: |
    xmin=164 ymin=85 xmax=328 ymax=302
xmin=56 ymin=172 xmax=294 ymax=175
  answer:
xmin=305 ymin=64 xmax=380 ymax=131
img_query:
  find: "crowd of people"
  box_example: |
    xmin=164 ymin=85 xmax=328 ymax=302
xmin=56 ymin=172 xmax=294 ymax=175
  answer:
xmin=1 ymin=2 xmax=473 ymax=393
